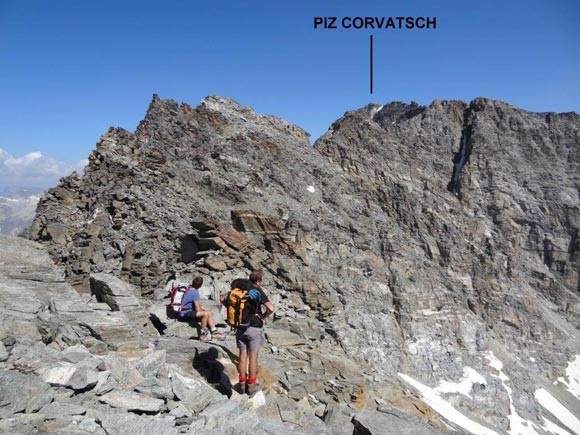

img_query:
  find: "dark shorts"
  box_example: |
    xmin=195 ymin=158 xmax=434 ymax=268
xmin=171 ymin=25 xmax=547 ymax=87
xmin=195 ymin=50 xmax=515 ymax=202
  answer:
xmin=235 ymin=327 xmax=266 ymax=351
xmin=181 ymin=310 xmax=198 ymax=321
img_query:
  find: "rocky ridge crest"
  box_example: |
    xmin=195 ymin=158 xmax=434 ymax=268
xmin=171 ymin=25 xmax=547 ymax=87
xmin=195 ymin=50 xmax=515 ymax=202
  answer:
xmin=22 ymin=94 xmax=580 ymax=434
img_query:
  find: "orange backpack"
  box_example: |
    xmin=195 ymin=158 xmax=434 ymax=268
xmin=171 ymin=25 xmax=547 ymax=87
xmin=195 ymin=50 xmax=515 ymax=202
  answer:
xmin=226 ymin=279 xmax=254 ymax=328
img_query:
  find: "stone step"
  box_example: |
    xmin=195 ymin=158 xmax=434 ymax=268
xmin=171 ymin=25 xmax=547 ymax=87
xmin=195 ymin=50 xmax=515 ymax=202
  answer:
xmin=195 ymin=250 xmax=215 ymax=258
xmin=197 ymin=237 xmax=229 ymax=251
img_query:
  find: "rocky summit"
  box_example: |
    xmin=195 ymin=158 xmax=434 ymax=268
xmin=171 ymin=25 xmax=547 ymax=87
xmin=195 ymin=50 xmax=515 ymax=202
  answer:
xmin=6 ymin=94 xmax=579 ymax=434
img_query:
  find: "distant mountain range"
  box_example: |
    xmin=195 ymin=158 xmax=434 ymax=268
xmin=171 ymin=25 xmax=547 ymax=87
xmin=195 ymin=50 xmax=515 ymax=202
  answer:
xmin=0 ymin=189 xmax=42 ymax=235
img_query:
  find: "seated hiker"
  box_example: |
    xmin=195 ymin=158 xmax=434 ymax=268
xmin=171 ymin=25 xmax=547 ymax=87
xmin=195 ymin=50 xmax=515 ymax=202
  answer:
xmin=180 ymin=276 xmax=223 ymax=342
xmin=221 ymin=270 xmax=274 ymax=395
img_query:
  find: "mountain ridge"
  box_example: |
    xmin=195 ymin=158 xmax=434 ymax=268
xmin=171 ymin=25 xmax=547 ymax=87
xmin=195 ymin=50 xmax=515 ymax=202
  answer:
xmin=24 ymin=94 xmax=580 ymax=434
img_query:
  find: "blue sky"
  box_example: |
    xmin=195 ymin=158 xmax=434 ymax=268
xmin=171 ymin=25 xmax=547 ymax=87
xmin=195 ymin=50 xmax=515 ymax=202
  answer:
xmin=0 ymin=0 xmax=579 ymax=190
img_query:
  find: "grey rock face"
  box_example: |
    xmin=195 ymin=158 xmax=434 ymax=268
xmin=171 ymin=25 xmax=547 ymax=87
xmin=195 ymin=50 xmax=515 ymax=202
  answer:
xmin=353 ymin=409 xmax=443 ymax=435
xmin=90 ymin=273 xmax=142 ymax=312
xmin=18 ymin=95 xmax=580 ymax=432
xmin=171 ymin=371 xmax=223 ymax=414
xmin=0 ymin=413 xmax=47 ymax=435
xmin=323 ymin=403 xmax=356 ymax=435
xmin=102 ymin=352 xmax=145 ymax=389
xmin=0 ymin=234 xmax=149 ymax=360
xmin=135 ymin=377 xmax=174 ymax=400
xmin=98 ymin=390 xmax=165 ymax=413
xmin=134 ymin=349 xmax=166 ymax=378
xmin=40 ymin=402 xmax=87 ymax=416
xmin=41 ymin=365 xmax=78 ymax=387
xmin=97 ymin=413 xmax=177 ymax=435
xmin=274 ymin=395 xmax=329 ymax=434
xmin=67 ymin=366 xmax=99 ymax=391
xmin=94 ymin=370 xmax=115 ymax=395
xmin=0 ymin=340 xmax=8 ymax=362
xmin=0 ymin=233 xmax=351 ymax=434
xmin=187 ymin=399 xmax=265 ymax=435
xmin=0 ymin=369 xmax=54 ymax=417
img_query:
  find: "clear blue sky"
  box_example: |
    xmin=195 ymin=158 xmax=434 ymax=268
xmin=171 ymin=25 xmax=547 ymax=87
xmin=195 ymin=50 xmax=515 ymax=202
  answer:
xmin=0 ymin=0 xmax=579 ymax=169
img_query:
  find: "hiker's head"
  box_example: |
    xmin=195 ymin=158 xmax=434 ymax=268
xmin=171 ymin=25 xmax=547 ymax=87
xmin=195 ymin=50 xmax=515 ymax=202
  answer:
xmin=192 ymin=276 xmax=203 ymax=289
xmin=249 ymin=270 xmax=263 ymax=287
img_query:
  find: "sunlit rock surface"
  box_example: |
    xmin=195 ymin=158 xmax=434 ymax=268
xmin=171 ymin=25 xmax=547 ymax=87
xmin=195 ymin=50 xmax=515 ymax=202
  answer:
xmin=20 ymin=95 xmax=580 ymax=434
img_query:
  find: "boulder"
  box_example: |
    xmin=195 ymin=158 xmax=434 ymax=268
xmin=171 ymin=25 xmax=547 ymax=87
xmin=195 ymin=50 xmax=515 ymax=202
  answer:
xmin=103 ymin=352 xmax=144 ymax=389
xmin=135 ymin=377 xmax=174 ymax=400
xmin=187 ymin=399 xmax=265 ymax=435
xmin=323 ymin=403 xmax=356 ymax=435
xmin=353 ymin=409 xmax=444 ymax=435
xmin=40 ymin=402 xmax=87 ymax=416
xmin=134 ymin=350 xmax=167 ymax=379
xmin=98 ymin=390 xmax=165 ymax=413
xmin=90 ymin=273 xmax=142 ymax=312
xmin=0 ymin=413 xmax=47 ymax=434
xmin=94 ymin=370 xmax=116 ymax=395
xmin=275 ymin=396 xmax=328 ymax=434
xmin=41 ymin=366 xmax=77 ymax=387
xmin=97 ymin=412 xmax=177 ymax=435
xmin=0 ymin=369 xmax=54 ymax=418
xmin=171 ymin=371 xmax=223 ymax=414
xmin=67 ymin=366 xmax=99 ymax=391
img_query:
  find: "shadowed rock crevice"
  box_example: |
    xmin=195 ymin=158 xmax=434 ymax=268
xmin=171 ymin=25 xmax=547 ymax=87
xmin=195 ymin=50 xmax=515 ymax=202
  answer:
xmin=180 ymin=235 xmax=199 ymax=264
xmin=447 ymin=113 xmax=474 ymax=198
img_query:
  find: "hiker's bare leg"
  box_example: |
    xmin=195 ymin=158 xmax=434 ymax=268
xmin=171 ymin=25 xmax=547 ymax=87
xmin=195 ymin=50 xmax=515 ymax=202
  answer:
xmin=206 ymin=311 xmax=216 ymax=330
xmin=248 ymin=348 xmax=259 ymax=380
xmin=195 ymin=311 xmax=208 ymax=329
xmin=238 ymin=349 xmax=248 ymax=377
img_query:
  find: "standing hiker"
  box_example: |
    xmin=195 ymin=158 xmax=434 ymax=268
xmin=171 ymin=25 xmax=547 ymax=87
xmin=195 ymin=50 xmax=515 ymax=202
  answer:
xmin=180 ymin=276 xmax=223 ymax=342
xmin=221 ymin=270 xmax=274 ymax=395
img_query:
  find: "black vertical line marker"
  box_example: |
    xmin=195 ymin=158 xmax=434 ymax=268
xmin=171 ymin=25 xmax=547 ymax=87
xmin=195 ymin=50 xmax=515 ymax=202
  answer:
xmin=370 ymin=34 xmax=374 ymax=94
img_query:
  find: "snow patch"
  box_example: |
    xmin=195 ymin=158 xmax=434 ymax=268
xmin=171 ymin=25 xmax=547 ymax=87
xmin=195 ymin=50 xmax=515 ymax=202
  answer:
xmin=534 ymin=389 xmax=580 ymax=434
xmin=435 ymin=367 xmax=487 ymax=399
xmin=542 ymin=417 xmax=574 ymax=435
xmin=307 ymin=185 xmax=316 ymax=193
xmin=370 ymin=105 xmax=384 ymax=117
xmin=557 ymin=356 xmax=580 ymax=402
xmin=486 ymin=352 xmax=508 ymax=381
xmin=486 ymin=352 xmax=541 ymax=435
xmin=398 ymin=373 xmax=500 ymax=435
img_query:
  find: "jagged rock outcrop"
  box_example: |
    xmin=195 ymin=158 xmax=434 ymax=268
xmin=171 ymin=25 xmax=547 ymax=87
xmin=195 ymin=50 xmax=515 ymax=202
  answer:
xmin=0 ymin=234 xmax=350 ymax=434
xmin=25 ymin=95 xmax=580 ymax=434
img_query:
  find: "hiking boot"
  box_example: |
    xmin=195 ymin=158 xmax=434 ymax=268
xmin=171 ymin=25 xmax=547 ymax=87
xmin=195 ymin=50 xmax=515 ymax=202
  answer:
xmin=199 ymin=332 xmax=210 ymax=342
xmin=246 ymin=381 xmax=262 ymax=396
xmin=211 ymin=331 xmax=225 ymax=341
xmin=235 ymin=381 xmax=246 ymax=394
